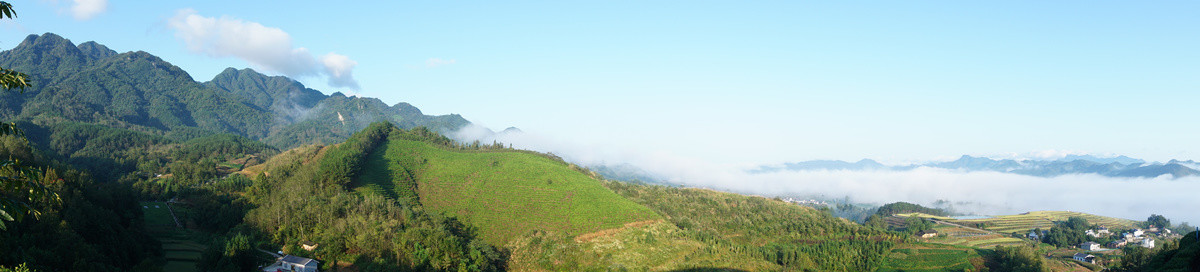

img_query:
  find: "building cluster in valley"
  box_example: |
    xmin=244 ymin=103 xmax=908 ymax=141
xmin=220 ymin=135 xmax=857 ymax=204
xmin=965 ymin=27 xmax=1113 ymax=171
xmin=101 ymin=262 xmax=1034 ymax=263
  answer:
xmin=781 ymin=197 xmax=830 ymax=206
xmin=1059 ymin=226 xmax=1181 ymax=265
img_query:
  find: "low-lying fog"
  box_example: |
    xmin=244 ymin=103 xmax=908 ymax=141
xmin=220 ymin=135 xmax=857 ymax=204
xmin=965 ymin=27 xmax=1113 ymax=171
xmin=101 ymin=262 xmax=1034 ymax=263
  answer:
xmin=453 ymin=124 xmax=1199 ymax=226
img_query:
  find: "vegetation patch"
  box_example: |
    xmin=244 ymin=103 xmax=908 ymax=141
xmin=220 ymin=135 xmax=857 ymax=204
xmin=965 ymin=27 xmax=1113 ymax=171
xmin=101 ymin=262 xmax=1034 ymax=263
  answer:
xmin=877 ymin=243 xmax=985 ymax=272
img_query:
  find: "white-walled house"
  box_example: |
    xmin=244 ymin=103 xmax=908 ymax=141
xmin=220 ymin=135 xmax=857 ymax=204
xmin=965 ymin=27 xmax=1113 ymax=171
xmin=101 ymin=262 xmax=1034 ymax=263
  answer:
xmin=1079 ymin=242 xmax=1100 ymax=251
xmin=1141 ymin=238 xmax=1155 ymax=249
xmin=280 ymin=255 xmax=319 ymax=272
xmin=1073 ymin=253 xmax=1096 ymax=264
xmin=1133 ymin=229 xmax=1145 ymax=237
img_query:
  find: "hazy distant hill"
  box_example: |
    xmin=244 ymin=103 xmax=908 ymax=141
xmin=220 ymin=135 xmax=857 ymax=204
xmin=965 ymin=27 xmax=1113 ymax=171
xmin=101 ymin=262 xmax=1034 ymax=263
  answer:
xmin=755 ymin=154 xmax=1200 ymax=178
xmin=0 ymin=33 xmax=469 ymax=149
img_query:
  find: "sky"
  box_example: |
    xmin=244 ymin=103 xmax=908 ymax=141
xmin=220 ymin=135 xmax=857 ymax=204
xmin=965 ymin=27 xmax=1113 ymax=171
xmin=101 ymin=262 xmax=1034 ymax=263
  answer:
xmin=2 ymin=0 xmax=1199 ymax=166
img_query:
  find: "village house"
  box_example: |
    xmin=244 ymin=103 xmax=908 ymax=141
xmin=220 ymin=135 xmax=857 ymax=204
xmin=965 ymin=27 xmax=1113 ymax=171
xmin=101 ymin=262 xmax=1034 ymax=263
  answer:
xmin=1028 ymin=230 xmax=1042 ymax=241
xmin=1141 ymin=238 xmax=1155 ymax=249
xmin=1073 ymin=253 xmax=1096 ymax=264
xmin=279 ymin=255 xmax=319 ymax=272
xmin=1108 ymin=240 xmax=1127 ymax=248
xmin=918 ymin=229 xmax=938 ymax=238
xmin=1079 ymin=242 xmax=1100 ymax=251
xmin=1132 ymin=228 xmax=1145 ymax=237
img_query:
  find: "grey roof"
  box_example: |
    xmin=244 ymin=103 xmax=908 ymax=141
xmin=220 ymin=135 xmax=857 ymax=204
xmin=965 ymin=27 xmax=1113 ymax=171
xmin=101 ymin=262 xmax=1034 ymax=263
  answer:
xmin=1081 ymin=242 xmax=1099 ymax=246
xmin=281 ymin=255 xmax=318 ymax=266
xmin=1073 ymin=253 xmax=1093 ymax=258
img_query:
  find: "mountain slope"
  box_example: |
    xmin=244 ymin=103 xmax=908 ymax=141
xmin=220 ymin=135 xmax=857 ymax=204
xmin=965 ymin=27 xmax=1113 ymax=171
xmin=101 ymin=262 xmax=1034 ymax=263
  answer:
xmin=353 ymin=125 xmax=661 ymax=246
xmin=0 ymin=33 xmax=469 ymax=149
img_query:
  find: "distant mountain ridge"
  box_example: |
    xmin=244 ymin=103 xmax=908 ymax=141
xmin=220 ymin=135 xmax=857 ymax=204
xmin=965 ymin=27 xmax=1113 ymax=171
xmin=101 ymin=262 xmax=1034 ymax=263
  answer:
xmin=753 ymin=155 xmax=1200 ymax=179
xmin=0 ymin=33 xmax=469 ymax=149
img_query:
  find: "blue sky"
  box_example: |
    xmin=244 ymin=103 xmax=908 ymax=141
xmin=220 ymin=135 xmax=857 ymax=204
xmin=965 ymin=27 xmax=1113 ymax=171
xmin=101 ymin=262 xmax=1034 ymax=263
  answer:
xmin=3 ymin=1 xmax=1199 ymax=164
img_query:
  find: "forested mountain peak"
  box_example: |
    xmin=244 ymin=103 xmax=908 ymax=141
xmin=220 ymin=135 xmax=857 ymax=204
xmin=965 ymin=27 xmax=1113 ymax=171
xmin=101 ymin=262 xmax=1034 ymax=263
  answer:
xmin=392 ymin=101 xmax=424 ymax=116
xmin=0 ymin=33 xmax=91 ymax=85
xmin=76 ymin=41 xmax=118 ymax=60
xmin=16 ymin=32 xmax=71 ymax=49
xmin=0 ymin=32 xmax=472 ymax=149
xmin=97 ymin=50 xmax=195 ymax=81
xmin=205 ymin=67 xmax=325 ymax=111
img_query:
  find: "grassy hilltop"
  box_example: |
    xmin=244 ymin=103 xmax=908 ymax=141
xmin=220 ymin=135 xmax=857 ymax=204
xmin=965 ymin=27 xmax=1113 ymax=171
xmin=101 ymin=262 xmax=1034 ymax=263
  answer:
xmin=353 ymin=128 xmax=661 ymax=245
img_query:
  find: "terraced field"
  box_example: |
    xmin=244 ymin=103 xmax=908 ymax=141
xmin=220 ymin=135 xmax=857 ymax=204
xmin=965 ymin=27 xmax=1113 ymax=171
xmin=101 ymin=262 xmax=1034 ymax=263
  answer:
xmin=923 ymin=225 xmax=1027 ymax=248
xmin=951 ymin=211 xmax=1139 ymax=234
xmin=157 ymin=230 xmax=205 ymax=272
xmin=876 ymin=243 xmax=985 ymax=272
xmin=142 ymin=202 xmax=203 ymax=272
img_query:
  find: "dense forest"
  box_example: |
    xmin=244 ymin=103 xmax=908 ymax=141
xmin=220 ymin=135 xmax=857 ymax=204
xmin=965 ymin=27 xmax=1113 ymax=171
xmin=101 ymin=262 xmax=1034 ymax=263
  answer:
xmin=0 ymin=135 xmax=161 ymax=271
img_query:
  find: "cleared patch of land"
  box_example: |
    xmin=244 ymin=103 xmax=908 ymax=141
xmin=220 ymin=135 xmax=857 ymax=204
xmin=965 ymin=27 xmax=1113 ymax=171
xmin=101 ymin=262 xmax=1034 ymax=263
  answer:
xmin=142 ymin=202 xmax=204 ymax=272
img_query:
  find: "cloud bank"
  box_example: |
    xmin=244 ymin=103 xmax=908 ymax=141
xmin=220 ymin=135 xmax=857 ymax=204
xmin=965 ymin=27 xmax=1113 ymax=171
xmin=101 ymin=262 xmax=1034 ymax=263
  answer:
xmin=452 ymin=123 xmax=1200 ymax=225
xmin=167 ymin=9 xmax=360 ymax=90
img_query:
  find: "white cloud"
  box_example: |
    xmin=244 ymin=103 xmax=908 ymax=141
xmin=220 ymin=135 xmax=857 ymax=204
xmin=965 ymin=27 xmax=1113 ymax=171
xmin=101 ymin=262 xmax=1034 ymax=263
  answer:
xmin=45 ymin=0 xmax=107 ymax=20
xmin=452 ymin=124 xmax=1200 ymax=226
xmin=321 ymin=53 xmax=359 ymax=89
xmin=426 ymin=58 xmax=456 ymax=68
xmin=70 ymin=0 xmax=106 ymax=20
xmin=166 ymin=9 xmax=360 ymax=89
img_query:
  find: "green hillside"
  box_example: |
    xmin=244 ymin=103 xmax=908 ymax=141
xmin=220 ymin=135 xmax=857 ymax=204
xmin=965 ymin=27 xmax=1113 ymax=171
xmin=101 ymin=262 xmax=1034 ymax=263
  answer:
xmin=605 ymin=182 xmax=906 ymax=271
xmin=351 ymin=126 xmax=661 ymax=245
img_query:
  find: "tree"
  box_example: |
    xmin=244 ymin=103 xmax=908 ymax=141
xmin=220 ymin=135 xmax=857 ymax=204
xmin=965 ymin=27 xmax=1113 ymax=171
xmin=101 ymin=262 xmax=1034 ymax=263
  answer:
xmin=1146 ymin=214 xmax=1170 ymax=229
xmin=1041 ymin=217 xmax=1089 ymax=248
xmin=989 ymin=245 xmax=1049 ymax=272
xmin=0 ymin=1 xmax=57 ymax=231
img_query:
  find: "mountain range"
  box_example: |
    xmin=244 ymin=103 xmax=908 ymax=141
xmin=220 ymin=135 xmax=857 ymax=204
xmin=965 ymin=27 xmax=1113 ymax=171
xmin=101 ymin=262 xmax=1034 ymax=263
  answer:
xmin=752 ymin=155 xmax=1200 ymax=179
xmin=0 ymin=33 xmax=469 ymax=149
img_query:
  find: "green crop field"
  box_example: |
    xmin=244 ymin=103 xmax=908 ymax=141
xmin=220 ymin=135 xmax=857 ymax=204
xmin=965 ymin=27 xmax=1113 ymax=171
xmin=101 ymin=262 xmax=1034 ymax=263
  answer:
xmin=142 ymin=202 xmax=204 ymax=272
xmin=964 ymin=237 xmax=1026 ymax=248
xmin=876 ymin=244 xmax=984 ymax=272
xmin=141 ymin=201 xmax=174 ymax=226
xmin=360 ymin=136 xmax=661 ymax=245
xmin=951 ymin=211 xmax=1138 ymax=234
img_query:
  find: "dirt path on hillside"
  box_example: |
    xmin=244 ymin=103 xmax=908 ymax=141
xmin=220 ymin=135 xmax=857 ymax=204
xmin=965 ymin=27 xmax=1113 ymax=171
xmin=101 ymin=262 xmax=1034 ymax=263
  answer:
xmin=931 ymin=219 xmax=996 ymax=235
xmin=574 ymin=219 xmax=663 ymax=243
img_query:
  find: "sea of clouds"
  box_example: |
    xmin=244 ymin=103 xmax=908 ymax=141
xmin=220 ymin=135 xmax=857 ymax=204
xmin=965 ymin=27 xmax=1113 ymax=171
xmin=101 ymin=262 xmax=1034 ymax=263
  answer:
xmin=452 ymin=123 xmax=1200 ymax=225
